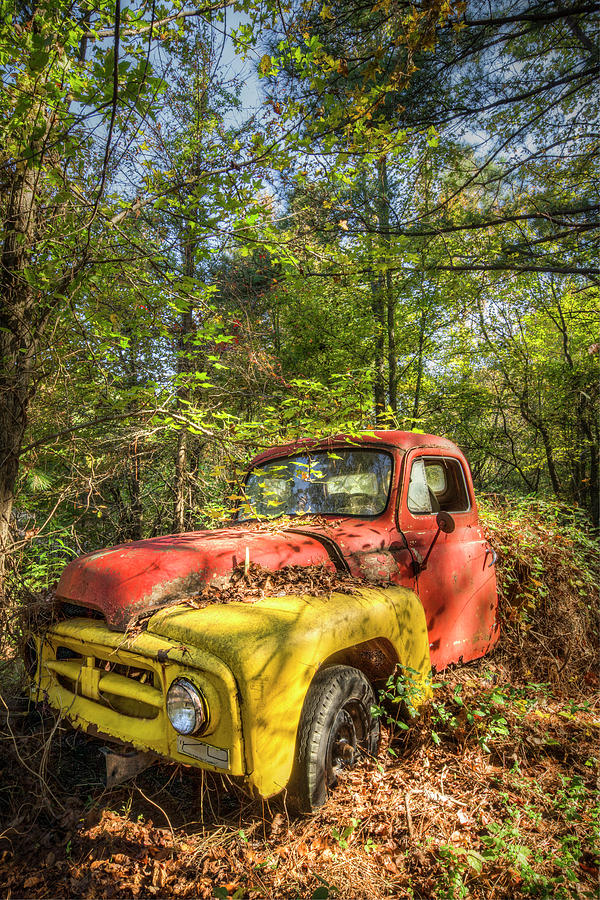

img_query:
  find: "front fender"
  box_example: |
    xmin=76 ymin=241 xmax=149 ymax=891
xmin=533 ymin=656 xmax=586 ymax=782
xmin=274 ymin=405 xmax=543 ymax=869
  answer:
xmin=148 ymin=585 xmax=430 ymax=797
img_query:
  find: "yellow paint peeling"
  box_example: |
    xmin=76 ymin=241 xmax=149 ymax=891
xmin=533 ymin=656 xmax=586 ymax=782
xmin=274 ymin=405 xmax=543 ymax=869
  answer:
xmin=31 ymin=586 xmax=431 ymax=798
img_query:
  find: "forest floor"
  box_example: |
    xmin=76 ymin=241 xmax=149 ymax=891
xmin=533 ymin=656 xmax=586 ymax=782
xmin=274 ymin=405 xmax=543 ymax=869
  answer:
xmin=0 ymin=499 xmax=598 ymax=899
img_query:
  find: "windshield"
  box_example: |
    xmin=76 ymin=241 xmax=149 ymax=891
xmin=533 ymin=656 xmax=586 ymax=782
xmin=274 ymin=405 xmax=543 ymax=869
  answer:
xmin=238 ymin=449 xmax=393 ymax=520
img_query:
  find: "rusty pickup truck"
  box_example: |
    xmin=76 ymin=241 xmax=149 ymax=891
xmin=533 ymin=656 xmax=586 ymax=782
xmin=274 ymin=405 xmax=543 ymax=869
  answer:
xmin=26 ymin=430 xmax=499 ymax=810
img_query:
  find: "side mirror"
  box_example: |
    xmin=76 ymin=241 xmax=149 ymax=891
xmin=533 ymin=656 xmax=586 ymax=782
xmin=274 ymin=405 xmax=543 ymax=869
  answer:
xmin=417 ymin=510 xmax=456 ymax=573
xmin=436 ymin=511 xmax=455 ymax=534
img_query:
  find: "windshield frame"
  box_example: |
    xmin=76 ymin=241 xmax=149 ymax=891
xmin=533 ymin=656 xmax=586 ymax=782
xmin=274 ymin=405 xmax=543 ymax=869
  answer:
xmin=235 ymin=446 xmax=396 ymax=522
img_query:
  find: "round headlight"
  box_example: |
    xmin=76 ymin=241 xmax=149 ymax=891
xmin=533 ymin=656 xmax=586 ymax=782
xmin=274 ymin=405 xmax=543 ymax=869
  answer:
xmin=166 ymin=678 xmax=207 ymax=735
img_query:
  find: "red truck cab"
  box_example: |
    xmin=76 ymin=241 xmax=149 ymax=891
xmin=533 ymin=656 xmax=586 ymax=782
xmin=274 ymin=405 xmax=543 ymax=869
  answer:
xmin=243 ymin=430 xmax=499 ymax=671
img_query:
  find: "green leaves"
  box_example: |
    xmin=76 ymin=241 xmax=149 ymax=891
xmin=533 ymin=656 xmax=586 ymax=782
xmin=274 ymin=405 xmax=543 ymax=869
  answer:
xmin=258 ymin=54 xmax=272 ymax=76
xmin=29 ymin=49 xmax=51 ymax=72
xmin=331 ymin=819 xmax=359 ymax=850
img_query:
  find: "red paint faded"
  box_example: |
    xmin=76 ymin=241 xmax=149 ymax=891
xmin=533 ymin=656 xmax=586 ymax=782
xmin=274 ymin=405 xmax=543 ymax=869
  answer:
xmin=57 ymin=529 xmax=337 ymax=630
xmin=56 ymin=430 xmax=499 ymax=669
xmin=396 ymin=446 xmax=499 ymax=669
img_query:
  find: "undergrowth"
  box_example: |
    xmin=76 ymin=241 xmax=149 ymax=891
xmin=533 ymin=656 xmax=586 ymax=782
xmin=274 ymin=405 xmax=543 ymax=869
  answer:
xmin=479 ymin=494 xmax=599 ymax=685
xmin=0 ymin=497 xmax=598 ymax=898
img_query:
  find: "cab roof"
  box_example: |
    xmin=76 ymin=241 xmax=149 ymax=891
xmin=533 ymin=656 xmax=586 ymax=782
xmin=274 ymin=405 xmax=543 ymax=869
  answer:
xmin=249 ymin=430 xmax=463 ymax=468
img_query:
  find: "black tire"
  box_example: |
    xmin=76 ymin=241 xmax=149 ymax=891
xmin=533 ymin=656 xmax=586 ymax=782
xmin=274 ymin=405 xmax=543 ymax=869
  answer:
xmin=288 ymin=665 xmax=379 ymax=813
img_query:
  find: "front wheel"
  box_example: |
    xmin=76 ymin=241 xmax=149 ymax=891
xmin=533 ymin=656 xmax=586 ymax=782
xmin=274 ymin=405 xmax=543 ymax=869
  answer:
xmin=288 ymin=665 xmax=379 ymax=812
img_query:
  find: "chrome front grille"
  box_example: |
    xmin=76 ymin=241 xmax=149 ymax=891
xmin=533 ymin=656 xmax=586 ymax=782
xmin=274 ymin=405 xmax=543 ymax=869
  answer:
xmin=45 ymin=646 xmax=162 ymax=719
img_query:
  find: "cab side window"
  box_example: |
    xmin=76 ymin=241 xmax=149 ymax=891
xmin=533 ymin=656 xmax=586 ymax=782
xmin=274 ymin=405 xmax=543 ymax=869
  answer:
xmin=407 ymin=458 xmax=434 ymax=513
xmin=407 ymin=457 xmax=470 ymax=514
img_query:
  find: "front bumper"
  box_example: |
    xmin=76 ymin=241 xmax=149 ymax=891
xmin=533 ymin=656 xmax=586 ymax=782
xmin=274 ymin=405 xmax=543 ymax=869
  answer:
xmin=29 ymin=618 xmax=246 ymax=777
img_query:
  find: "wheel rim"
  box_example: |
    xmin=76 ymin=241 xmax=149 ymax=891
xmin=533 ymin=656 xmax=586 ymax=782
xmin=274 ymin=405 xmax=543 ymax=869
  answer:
xmin=326 ymin=700 xmax=369 ymax=786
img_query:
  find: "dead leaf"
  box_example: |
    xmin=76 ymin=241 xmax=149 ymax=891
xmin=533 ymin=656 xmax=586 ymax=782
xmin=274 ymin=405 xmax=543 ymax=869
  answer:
xmin=270 ymin=812 xmax=285 ymax=837
xmin=152 ymin=861 xmax=166 ymax=888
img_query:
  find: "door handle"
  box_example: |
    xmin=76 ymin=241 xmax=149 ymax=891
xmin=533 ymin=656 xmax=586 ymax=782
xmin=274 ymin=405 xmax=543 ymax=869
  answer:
xmin=484 ymin=546 xmax=497 ymax=568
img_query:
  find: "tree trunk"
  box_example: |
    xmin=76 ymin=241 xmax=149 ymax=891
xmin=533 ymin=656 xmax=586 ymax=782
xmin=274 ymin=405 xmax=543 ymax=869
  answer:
xmin=173 ymin=230 xmax=195 ymax=533
xmin=370 ymin=275 xmax=387 ymax=424
xmin=173 ymin=425 xmax=188 ymax=533
xmin=412 ymin=311 xmax=427 ymax=427
xmin=552 ymin=288 xmax=599 ymax=524
xmin=518 ymin=401 xmax=562 ymax=498
xmin=126 ymin=439 xmax=143 ymax=541
xmin=588 ymin=421 xmax=600 ymax=528
xmin=0 ymin=164 xmax=38 ymax=594
xmin=376 ymin=157 xmax=396 ymax=413
xmin=386 ymin=271 xmax=396 ymax=413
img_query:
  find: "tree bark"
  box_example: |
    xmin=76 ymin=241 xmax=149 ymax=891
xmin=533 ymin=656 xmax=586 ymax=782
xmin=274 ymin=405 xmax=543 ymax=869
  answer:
xmin=386 ymin=269 xmax=396 ymax=414
xmin=517 ymin=400 xmax=562 ymax=498
xmin=412 ymin=311 xmax=427 ymax=427
xmin=376 ymin=157 xmax=397 ymax=413
xmin=173 ymin=230 xmax=195 ymax=533
xmin=550 ymin=286 xmax=599 ymax=524
xmin=0 ymin=163 xmax=38 ymax=594
xmin=370 ymin=274 xmax=387 ymax=424
xmin=477 ymin=297 xmax=563 ymax=502
xmin=173 ymin=423 xmax=188 ymax=533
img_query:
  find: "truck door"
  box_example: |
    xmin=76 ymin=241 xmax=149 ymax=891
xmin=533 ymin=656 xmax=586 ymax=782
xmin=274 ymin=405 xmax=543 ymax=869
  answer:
xmin=398 ymin=450 xmax=499 ymax=670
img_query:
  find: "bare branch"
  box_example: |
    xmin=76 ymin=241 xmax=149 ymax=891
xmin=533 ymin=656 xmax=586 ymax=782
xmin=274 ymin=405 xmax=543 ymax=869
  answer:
xmin=93 ymin=2 xmax=236 ymax=39
xmin=463 ymin=3 xmax=600 ymax=28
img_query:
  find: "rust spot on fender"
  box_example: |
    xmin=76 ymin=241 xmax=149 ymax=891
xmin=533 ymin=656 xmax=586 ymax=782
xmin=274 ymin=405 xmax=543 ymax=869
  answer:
xmin=347 ymin=550 xmax=400 ymax=583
